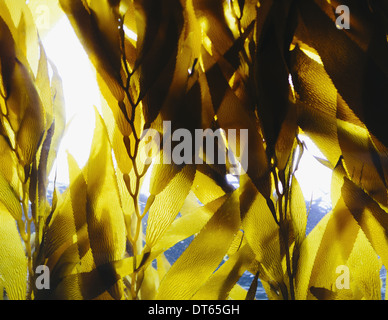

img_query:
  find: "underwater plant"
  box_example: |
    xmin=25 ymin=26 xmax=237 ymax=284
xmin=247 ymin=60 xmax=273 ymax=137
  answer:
xmin=0 ymin=0 xmax=388 ymax=300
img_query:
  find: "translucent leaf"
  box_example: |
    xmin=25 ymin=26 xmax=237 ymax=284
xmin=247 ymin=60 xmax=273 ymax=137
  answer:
xmin=192 ymin=243 xmax=255 ymax=300
xmin=192 ymin=164 xmax=231 ymax=205
xmin=290 ymin=45 xmax=341 ymax=166
xmin=134 ymin=0 xmax=186 ymax=126
xmin=297 ymin=0 xmax=388 ymax=148
xmin=0 ymin=14 xmax=16 ymax=98
xmin=59 ymin=0 xmax=124 ymax=101
xmin=27 ymin=0 xmax=65 ymax=38
xmin=139 ymin=264 xmax=159 ymax=300
xmin=346 ymin=230 xmax=381 ymax=300
xmin=0 ymin=172 xmax=22 ymax=221
xmin=151 ymin=194 xmax=228 ymax=259
xmin=9 ymin=60 xmax=45 ymax=166
xmin=156 ymin=190 xmax=240 ymax=299
xmin=85 ymin=110 xmax=126 ymax=299
xmin=0 ymin=136 xmax=23 ymax=200
xmin=337 ymin=120 xmax=387 ymax=205
xmin=0 ymin=207 xmax=27 ymax=300
xmin=228 ymin=283 xmax=247 ymax=300
xmin=254 ymin=0 xmax=297 ymax=158
xmin=289 ymin=176 xmax=307 ymax=246
xmin=146 ymin=164 xmax=195 ymax=247
xmin=342 ymin=177 xmax=388 ymax=269
xmin=295 ymin=186 xmax=362 ymax=299
xmin=240 ymin=174 xmax=283 ymax=284
xmin=46 ymin=61 xmax=66 ymax=175
xmin=36 ymin=43 xmax=52 ymax=130
xmin=193 ymin=0 xmax=234 ymax=56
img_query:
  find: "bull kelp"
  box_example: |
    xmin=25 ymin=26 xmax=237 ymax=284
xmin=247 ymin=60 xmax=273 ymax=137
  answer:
xmin=0 ymin=0 xmax=388 ymax=300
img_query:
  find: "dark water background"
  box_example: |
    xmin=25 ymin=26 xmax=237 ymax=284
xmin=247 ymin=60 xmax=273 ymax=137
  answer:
xmin=44 ymin=182 xmax=386 ymax=300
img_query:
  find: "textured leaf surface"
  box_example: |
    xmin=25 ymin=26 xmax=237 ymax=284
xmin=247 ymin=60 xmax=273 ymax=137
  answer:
xmin=156 ymin=191 xmax=240 ymax=299
xmin=0 ymin=207 xmax=27 ymax=300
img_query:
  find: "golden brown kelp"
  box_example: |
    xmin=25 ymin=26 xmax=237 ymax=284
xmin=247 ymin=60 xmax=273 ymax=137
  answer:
xmin=0 ymin=0 xmax=65 ymax=299
xmin=1 ymin=0 xmax=388 ymax=300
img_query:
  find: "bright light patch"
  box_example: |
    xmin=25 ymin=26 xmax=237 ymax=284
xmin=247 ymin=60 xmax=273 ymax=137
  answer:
xmin=288 ymin=74 xmax=296 ymax=100
xmin=300 ymin=47 xmax=323 ymax=65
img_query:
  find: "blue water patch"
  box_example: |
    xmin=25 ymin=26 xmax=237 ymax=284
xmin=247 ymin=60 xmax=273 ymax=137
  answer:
xmin=380 ymin=265 xmax=386 ymax=300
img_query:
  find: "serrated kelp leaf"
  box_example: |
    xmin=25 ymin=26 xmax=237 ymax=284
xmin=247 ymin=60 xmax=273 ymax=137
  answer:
xmin=46 ymin=257 xmax=135 ymax=300
xmin=297 ymin=0 xmax=388 ymax=148
xmin=289 ymin=176 xmax=307 ymax=246
xmin=0 ymin=207 xmax=27 ymax=300
xmin=8 ymin=59 xmax=45 ymax=166
xmin=0 ymin=172 xmax=22 ymax=221
xmin=228 ymin=283 xmax=248 ymax=300
xmin=149 ymin=160 xmax=183 ymax=196
xmin=134 ymin=0 xmax=185 ymax=126
xmin=0 ymin=0 xmax=40 ymax=75
xmin=151 ymin=194 xmax=228 ymax=260
xmin=192 ymin=243 xmax=255 ymax=300
xmin=114 ymin=168 xmax=136 ymax=249
xmin=36 ymin=122 xmax=53 ymax=222
xmin=179 ymin=191 xmax=202 ymax=216
xmin=100 ymin=97 xmax=133 ymax=176
xmin=245 ymin=271 xmax=260 ymax=300
xmin=38 ymin=188 xmax=77 ymax=272
xmin=46 ymin=61 xmax=66 ymax=175
xmin=156 ymin=253 xmax=171 ymax=280
xmin=295 ymin=192 xmax=360 ymax=299
xmin=275 ymin=107 xmax=298 ymax=172
xmin=67 ymin=153 xmax=88 ymax=255
xmin=306 ymin=197 xmax=359 ymax=299
xmin=330 ymin=159 xmax=348 ymax=208
xmin=337 ymin=119 xmax=387 ymax=205
xmin=254 ymin=0 xmax=298 ymax=159
xmin=213 ymin=76 xmax=271 ymax=197
xmin=193 ymin=0 xmax=234 ymax=55
xmin=156 ymin=190 xmax=240 ymax=300
xmin=36 ymin=112 xmax=124 ymax=299
xmin=86 ymin=111 xmax=126 ymax=299
xmin=239 ymin=174 xmax=283 ymax=286
xmin=294 ymin=209 xmax=331 ymax=300
xmin=308 ymin=228 xmax=381 ymax=300
xmin=146 ymin=164 xmax=195 ymax=247
xmin=59 ymin=0 xmax=124 ymax=101
xmin=0 ymin=14 xmax=15 ymax=98
xmin=309 ymin=286 xmax=349 ymax=300
xmin=203 ymin=44 xmax=271 ymax=197
xmin=0 ymin=136 xmax=23 ymax=197
xmin=35 ymin=53 xmax=66 ymax=215
xmin=346 ymin=230 xmax=381 ymax=300
xmin=97 ymin=73 xmax=132 ymax=137
xmin=38 ymin=138 xmax=129 ymax=300
xmin=342 ymin=177 xmax=388 ymax=269
xmin=290 ymin=45 xmax=341 ymax=167
xmin=192 ymin=164 xmax=231 ymax=205
xmin=36 ymin=43 xmax=52 ymax=130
